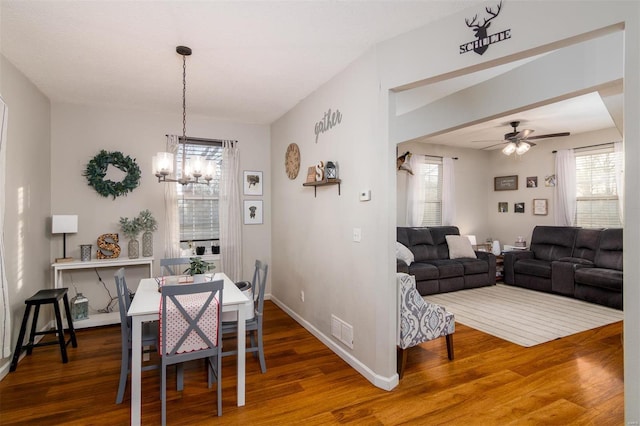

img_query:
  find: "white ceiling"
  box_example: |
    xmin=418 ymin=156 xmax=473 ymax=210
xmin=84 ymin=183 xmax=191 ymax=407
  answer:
xmin=0 ymin=0 xmax=483 ymax=125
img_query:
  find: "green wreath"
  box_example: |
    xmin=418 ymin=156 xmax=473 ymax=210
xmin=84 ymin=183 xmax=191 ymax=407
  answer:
xmin=84 ymin=150 xmax=141 ymax=199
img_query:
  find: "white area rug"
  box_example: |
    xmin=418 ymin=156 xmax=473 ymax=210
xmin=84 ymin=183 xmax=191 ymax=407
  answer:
xmin=424 ymin=284 xmax=624 ymax=347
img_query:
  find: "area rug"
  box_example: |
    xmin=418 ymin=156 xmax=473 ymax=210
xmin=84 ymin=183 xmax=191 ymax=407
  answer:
xmin=424 ymin=284 xmax=624 ymax=347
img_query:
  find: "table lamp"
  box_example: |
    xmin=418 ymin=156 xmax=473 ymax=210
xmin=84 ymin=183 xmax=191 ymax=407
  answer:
xmin=52 ymin=215 xmax=78 ymax=262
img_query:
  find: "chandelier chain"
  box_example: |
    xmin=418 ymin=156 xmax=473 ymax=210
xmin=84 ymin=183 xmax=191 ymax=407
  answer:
xmin=182 ymin=53 xmax=187 ymax=141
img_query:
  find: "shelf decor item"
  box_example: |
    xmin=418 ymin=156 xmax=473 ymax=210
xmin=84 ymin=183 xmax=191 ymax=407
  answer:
xmin=80 ymin=244 xmax=92 ymax=261
xmin=119 ymin=216 xmax=142 ymax=259
xmin=83 ymin=150 xmax=141 ymax=199
xmin=70 ymin=292 xmax=89 ymax=321
xmin=97 ymin=233 xmax=121 ymax=259
xmin=52 ymin=215 xmax=78 ymax=262
xmin=137 ymin=209 xmax=157 ymax=257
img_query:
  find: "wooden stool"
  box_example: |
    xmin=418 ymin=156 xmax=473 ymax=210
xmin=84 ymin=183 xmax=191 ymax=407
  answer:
xmin=10 ymin=288 xmax=78 ymax=372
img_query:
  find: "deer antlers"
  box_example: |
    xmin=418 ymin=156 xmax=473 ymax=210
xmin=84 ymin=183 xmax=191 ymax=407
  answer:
xmin=465 ymin=0 xmax=502 ymax=28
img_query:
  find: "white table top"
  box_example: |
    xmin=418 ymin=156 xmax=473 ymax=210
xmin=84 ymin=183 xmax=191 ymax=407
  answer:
xmin=129 ymin=272 xmax=249 ymax=317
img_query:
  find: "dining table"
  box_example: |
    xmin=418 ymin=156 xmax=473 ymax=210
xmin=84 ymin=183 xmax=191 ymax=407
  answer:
xmin=128 ymin=272 xmax=249 ymax=425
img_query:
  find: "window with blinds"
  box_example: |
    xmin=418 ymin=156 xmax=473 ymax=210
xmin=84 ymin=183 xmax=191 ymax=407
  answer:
xmin=417 ymin=157 xmax=443 ymax=226
xmin=575 ymin=144 xmax=621 ymax=228
xmin=176 ymin=140 xmax=223 ymax=242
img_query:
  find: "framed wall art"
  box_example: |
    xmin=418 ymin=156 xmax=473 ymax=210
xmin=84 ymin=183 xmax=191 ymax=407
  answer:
xmin=494 ymin=175 xmax=518 ymax=191
xmin=526 ymin=176 xmax=538 ymax=188
xmin=533 ymin=198 xmax=548 ymax=215
xmin=243 ymin=200 xmax=263 ymax=225
xmin=243 ymin=170 xmax=263 ymax=196
xmin=514 ymin=202 xmax=525 ymax=213
xmin=498 ymin=202 xmax=508 ymax=213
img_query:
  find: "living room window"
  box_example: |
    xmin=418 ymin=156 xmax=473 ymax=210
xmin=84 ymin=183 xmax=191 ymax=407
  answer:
xmin=177 ymin=140 xmax=223 ymax=246
xmin=575 ymin=143 xmax=622 ymax=228
xmin=416 ymin=156 xmax=443 ymax=226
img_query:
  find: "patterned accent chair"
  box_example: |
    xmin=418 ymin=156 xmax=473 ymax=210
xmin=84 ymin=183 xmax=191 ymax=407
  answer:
xmin=397 ymin=273 xmax=455 ymax=379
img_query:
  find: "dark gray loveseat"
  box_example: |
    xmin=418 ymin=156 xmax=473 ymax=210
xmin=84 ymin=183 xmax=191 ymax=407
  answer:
xmin=397 ymin=226 xmax=496 ymax=296
xmin=503 ymin=226 xmax=622 ymax=309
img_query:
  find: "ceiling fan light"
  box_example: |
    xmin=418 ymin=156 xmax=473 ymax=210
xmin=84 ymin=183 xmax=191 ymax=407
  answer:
xmin=502 ymin=142 xmax=516 ymax=155
xmin=516 ymin=141 xmax=531 ymax=155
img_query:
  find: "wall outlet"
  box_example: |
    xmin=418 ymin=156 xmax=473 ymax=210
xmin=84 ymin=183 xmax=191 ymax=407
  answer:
xmin=353 ymin=227 xmax=361 ymax=242
xmin=300 ymin=290 xmax=305 ymax=302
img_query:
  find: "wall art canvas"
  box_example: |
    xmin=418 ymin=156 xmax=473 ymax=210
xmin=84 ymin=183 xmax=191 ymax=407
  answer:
xmin=243 ymin=171 xmax=263 ymax=196
xmin=243 ymin=200 xmax=263 ymax=225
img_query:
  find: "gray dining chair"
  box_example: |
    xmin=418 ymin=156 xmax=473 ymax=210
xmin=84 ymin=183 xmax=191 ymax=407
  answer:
xmin=114 ymin=268 xmax=158 ymax=404
xmin=221 ymin=260 xmax=268 ymax=373
xmin=160 ymin=279 xmax=224 ymax=424
xmin=160 ymin=257 xmax=192 ymax=276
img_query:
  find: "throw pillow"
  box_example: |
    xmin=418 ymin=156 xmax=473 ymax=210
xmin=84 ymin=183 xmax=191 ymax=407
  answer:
xmin=396 ymin=242 xmax=414 ymax=266
xmin=445 ymin=235 xmax=477 ymax=259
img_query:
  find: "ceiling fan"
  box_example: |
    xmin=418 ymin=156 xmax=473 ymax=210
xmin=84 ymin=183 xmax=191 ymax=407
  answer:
xmin=482 ymin=121 xmax=571 ymax=155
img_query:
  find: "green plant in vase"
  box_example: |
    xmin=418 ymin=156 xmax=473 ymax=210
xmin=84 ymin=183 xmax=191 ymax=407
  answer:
xmin=137 ymin=209 xmax=157 ymax=257
xmin=184 ymin=257 xmax=214 ymax=282
xmin=119 ymin=216 xmax=142 ymax=259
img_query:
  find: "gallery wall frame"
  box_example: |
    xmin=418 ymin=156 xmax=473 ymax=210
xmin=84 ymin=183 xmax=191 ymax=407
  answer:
xmin=494 ymin=175 xmax=518 ymax=191
xmin=243 ymin=170 xmax=263 ymax=196
xmin=243 ymin=200 xmax=263 ymax=225
xmin=533 ymin=198 xmax=548 ymax=215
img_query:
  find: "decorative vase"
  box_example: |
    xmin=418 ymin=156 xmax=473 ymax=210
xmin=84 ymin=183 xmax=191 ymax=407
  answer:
xmin=142 ymin=231 xmax=153 ymax=257
xmin=80 ymin=244 xmax=92 ymax=261
xmin=492 ymin=240 xmax=501 ymax=256
xmin=70 ymin=293 xmax=89 ymax=321
xmin=128 ymin=239 xmax=140 ymax=259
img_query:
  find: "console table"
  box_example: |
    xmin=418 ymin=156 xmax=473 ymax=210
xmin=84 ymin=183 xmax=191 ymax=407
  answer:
xmin=52 ymin=257 xmax=154 ymax=328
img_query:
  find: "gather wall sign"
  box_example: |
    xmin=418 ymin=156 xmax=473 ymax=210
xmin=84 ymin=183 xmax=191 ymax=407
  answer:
xmin=314 ymin=108 xmax=342 ymax=143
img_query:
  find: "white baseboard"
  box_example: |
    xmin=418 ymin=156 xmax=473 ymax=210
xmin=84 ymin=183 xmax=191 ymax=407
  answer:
xmin=269 ymin=294 xmax=398 ymax=391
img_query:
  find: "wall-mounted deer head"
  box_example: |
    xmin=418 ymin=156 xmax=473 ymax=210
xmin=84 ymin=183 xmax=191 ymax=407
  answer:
xmin=465 ymin=1 xmax=502 ymax=55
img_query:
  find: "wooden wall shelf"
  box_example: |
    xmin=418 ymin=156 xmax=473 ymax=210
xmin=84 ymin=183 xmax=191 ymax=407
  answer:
xmin=303 ymin=179 xmax=341 ymax=197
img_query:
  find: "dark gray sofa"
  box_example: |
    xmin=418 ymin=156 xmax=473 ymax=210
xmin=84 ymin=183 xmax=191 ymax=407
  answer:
xmin=503 ymin=226 xmax=622 ymax=309
xmin=397 ymin=226 xmax=496 ymax=296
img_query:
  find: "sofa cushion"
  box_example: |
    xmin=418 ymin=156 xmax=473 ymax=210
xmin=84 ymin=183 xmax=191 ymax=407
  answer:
xmin=513 ymin=258 xmax=551 ymax=278
xmin=574 ymin=268 xmax=622 ymax=292
xmin=530 ymin=226 xmax=579 ymax=261
xmin=396 ymin=242 xmax=414 ymax=266
xmin=408 ymin=262 xmax=439 ymax=281
xmin=572 ymin=228 xmax=602 ymax=262
xmin=594 ymin=228 xmax=623 ymax=271
xmin=445 ymin=235 xmax=476 ymax=259
xmin=424 ymin=259 xmax=464 ymax=278
xmin=457 ymin=258 xmax=489 ymax=275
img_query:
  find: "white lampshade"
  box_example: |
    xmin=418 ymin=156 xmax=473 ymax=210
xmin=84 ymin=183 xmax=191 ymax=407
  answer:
xmin=190 ymin=156 xmax=206 ymax=178
xmin=204 ymin=160 xmax=216 ymax=181
xmin=52 ymin=215 xmax=78 ymax=234
xmin=502 ymin=142 xmax=516 ymax=155
xmin=154 ymin=152 xmax=174 ymax=176
xmin=515 ymin=141 xmax=531 ymax=155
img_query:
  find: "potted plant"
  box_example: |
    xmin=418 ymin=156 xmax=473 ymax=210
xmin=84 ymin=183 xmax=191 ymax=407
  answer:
xmin=137 ymin=209 xmax=157 ymax=257
xmin=184 ymin=257 xmax=214 ymax=282
xmin=119 ymin=216 xmax=142 ymax=259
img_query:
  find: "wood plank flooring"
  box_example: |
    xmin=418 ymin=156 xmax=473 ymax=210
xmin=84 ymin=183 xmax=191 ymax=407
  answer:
xmin=0 ymin=301 xmax=623 ymax=425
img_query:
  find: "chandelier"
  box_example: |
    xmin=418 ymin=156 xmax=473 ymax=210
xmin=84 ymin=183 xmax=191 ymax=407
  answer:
xmin=153 ymin=46 xmax=215 ymax=185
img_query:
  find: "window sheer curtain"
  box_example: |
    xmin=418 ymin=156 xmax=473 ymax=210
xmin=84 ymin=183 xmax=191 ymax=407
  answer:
xmin=1 ymin=96 xmax=10 ymax=357
xmin=163 ymin=135 xmax=181 ymax=259
xmin=441 ymin=157 xmax=456 ymax=226
xmin=219 ymin=140 xmax=242 ymax=281
xmin=554 ymin=149 xmax=576 ymax=226
xmin=406 ymin=153 xmax=421 ymax=226
xmin=614 ymin=141 xmax=624 ymax=224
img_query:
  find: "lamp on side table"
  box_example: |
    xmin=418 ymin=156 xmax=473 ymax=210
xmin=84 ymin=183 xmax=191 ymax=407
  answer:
xmin=52 ymin=215 xmax=78 ymax=262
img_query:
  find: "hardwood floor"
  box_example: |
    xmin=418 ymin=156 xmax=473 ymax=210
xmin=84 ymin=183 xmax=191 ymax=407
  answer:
xmin=0 ymin=301 xmax=623 ymax=425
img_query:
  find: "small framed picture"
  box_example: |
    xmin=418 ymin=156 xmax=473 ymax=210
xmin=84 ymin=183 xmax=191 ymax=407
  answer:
xmin=514 ymin=202 xmax=525 ymax=213
xmin=545 ymin=174 xmax=556 ymax=187
xmin=526 ymin=176 xmax=538 ymax=188
xmin=494 ymin=175 xmax=518 ymax=191
xmin=498 ymin=202 xmax=508 ymax=213
xmin=533 ymin=198 xmax=548 ymax=215
xmin=243 ymin=171 xmax=263 ymax=196
xmin=243 ymin=200 xmax=263 ymax=225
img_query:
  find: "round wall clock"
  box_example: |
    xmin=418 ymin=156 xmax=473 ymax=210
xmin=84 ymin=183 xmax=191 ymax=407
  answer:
xmin=285 ymin=143 xmax=300 ymax=179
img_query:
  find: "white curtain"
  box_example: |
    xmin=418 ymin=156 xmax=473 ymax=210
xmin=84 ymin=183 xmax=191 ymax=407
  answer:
xmin=0 ymin=96 xmax=10 ymax=358
xmin=405 ymin=153 xmax=421 ymax=226
xmin=614 ymin=141 xmax=624 ymax=224
xmin=219 ymin=140 xmax=242 ymax=281
xmin=554 ymin=149 xmax=576 ymax=226
xmin=164 ymin=135 xmax=181 ymax=259
xmin=441 ymin=157 xmax=456 ymax=226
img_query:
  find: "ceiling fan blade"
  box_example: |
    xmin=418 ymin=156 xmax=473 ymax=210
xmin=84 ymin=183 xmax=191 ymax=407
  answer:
xmin=481 ymin=141 xmax=509 ymax=150
xmin=527 ymin=132 xmax=570 ymax=140
xmin=516 ymin=129 xmax=534 ymax=139
xmin=471 ymin=139 xmax=504 ymax=143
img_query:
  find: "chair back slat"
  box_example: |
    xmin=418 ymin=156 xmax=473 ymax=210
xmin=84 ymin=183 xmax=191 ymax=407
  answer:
xmin=160 ymin=257 xmax=193 ymax=276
